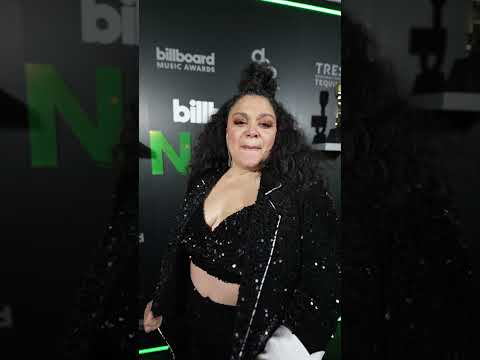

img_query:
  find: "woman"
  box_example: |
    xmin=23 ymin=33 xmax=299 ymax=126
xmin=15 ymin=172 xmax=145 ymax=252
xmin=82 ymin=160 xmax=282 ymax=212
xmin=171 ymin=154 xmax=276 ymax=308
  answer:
xmin=143 ymin=62 xmax=339 ymax=360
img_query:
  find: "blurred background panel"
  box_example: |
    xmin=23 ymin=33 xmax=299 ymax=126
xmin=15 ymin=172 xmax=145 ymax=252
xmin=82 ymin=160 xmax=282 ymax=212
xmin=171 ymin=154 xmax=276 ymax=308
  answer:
xmin=1 ymin=0 xmax=138 ymax=358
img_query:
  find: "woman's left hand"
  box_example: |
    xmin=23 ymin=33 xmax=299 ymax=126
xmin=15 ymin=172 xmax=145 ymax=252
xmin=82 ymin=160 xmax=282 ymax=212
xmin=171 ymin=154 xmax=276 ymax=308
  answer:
xmin=255 ymin=325 xmax=325 ymax=360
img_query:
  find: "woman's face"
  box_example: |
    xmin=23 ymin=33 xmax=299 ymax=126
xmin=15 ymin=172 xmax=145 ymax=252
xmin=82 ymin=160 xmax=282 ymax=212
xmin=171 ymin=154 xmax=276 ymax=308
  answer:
xmin=226 ymin=95 xmax=277 ymax=171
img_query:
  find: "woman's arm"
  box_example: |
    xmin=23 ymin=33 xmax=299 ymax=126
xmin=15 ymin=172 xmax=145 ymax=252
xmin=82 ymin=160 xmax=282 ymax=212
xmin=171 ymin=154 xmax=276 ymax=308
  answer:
xmin=150 ymin=233 xmax=189 ymax=319
xmin=283 ymin=181 xmax=340 ymax=355
xmin=149 ymin=180 xmax=195 ymax=320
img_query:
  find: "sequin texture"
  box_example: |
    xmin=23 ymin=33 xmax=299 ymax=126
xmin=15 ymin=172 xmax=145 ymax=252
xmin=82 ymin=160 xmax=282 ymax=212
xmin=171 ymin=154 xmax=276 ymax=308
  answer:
xmin=184 ymin=202 xmax=252 ymax=284
xmin=151 ymin=167 xmax=340 ymax=360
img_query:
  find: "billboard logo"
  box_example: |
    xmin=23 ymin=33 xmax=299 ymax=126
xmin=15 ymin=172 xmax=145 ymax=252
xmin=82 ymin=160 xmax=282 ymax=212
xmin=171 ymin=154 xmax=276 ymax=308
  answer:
xmin=315 ymin=62 xmax=341 ymax=88
xmin=156 ymin=47 xmax=215 ymax=73
xmin=173 ymin=99 xmax=217 ymax=124
xmin=81 ymin=0 xmax=138 ymax=45
xmin=251 ymin=48 xmax=278 ymax=79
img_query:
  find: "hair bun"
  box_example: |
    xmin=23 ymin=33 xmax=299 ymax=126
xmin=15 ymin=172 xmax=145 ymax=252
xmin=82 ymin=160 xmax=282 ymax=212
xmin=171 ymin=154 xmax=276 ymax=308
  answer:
xmin=238 ymin=62 xmax=277 ymax=98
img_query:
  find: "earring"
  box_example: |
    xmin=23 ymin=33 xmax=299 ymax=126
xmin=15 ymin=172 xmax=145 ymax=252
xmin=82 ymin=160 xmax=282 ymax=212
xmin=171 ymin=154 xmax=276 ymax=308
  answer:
xmin=226 ymin=132 xmax=231 ymax=167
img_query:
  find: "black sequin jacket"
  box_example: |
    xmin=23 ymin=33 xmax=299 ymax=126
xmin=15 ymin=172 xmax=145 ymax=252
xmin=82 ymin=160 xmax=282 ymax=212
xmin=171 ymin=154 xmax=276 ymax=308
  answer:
xmin=151 ymin=167 xmax=340 ymax=360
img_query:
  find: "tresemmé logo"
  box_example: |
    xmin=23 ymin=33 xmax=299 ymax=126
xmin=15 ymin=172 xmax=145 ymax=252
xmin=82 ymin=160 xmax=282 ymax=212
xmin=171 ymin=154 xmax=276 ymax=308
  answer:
xmin=315 ymin=61 xmax=341 ymax=88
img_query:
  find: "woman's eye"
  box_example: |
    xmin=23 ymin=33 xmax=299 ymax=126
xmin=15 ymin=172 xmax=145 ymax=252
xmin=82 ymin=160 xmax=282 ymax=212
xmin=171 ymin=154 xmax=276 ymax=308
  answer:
xmin=234 ymin=119 xmax=246 ymax=125
xmin=260 ymin=123 xmax=272 ymax=128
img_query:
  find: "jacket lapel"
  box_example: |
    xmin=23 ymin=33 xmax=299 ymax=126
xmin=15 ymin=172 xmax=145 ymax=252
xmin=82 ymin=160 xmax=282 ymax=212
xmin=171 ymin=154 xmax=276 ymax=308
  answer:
xmin=176 ymin=169 xmax=224 ymax=238
xmin=176 ymin=168 xmax=285 ymax=360
xmin=232 ymin=170 xmax=285 ymax=359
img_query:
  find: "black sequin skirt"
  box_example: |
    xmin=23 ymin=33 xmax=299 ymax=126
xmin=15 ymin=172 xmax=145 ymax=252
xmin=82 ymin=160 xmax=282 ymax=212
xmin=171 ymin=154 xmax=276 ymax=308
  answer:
xmin=182 ymin=280 xmax=237 ymax=360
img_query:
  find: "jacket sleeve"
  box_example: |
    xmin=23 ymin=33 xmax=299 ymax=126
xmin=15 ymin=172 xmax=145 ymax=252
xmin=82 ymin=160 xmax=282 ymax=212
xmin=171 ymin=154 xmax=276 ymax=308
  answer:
xmin=283 ymin=181 xmax=340 ymax=355
xmin=150 ymin=181 xmax=194 ymax=320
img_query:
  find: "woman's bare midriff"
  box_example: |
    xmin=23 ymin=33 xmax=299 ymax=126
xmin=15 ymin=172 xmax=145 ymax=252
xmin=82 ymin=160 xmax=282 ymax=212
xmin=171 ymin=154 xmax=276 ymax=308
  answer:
xmin=190 ymin=261 xmax=240 ymax=306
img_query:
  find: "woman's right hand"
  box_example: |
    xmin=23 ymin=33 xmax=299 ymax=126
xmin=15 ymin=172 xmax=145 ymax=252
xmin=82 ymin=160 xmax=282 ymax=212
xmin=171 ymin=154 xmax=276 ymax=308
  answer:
xmin=143 ymin=300 xmax=163 ymax=333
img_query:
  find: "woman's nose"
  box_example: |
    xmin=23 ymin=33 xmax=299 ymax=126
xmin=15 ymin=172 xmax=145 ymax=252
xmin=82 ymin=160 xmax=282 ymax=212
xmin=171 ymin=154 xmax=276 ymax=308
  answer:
xmin=246 ymin=125 xmax=259 ymax=137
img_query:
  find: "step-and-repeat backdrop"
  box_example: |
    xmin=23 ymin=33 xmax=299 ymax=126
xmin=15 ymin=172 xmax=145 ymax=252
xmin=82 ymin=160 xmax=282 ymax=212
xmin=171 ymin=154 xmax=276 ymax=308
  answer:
xmin=139 ymin=0 xmax=341 ymax=357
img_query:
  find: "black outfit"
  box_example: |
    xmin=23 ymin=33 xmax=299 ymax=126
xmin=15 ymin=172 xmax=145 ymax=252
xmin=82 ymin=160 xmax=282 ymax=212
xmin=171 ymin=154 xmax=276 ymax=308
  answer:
xmin=182 ymin=200 xmax=252 ymax=359
xmin=186 ymin=199 xmax=252 ymax=284
xmin=152 ymin=167 xmax=339 ymax=360
xmin=185 ymin=277 xmax=237 ymax=359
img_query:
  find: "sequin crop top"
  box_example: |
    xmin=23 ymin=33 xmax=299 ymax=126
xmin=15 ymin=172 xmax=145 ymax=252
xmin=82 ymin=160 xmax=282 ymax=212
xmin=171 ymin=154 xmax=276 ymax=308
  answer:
xmin=183 ymin=203 xmax=253 ymax=284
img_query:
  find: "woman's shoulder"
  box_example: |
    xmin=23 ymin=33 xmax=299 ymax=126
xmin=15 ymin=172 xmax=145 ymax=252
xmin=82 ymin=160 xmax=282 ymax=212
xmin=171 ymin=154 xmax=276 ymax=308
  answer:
xmin=273 ymin=172 xmax=331 ymax=219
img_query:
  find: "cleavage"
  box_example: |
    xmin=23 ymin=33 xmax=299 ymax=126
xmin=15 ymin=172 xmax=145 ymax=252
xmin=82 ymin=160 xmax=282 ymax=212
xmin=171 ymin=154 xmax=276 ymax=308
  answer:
xmin=203 ymin=203 xmax=252 ymax=232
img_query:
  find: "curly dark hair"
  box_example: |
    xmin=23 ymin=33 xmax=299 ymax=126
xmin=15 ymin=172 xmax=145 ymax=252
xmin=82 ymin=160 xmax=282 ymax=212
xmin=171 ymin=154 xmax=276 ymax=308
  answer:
xmin=188 ymin=62 xmax=320 ymax=188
